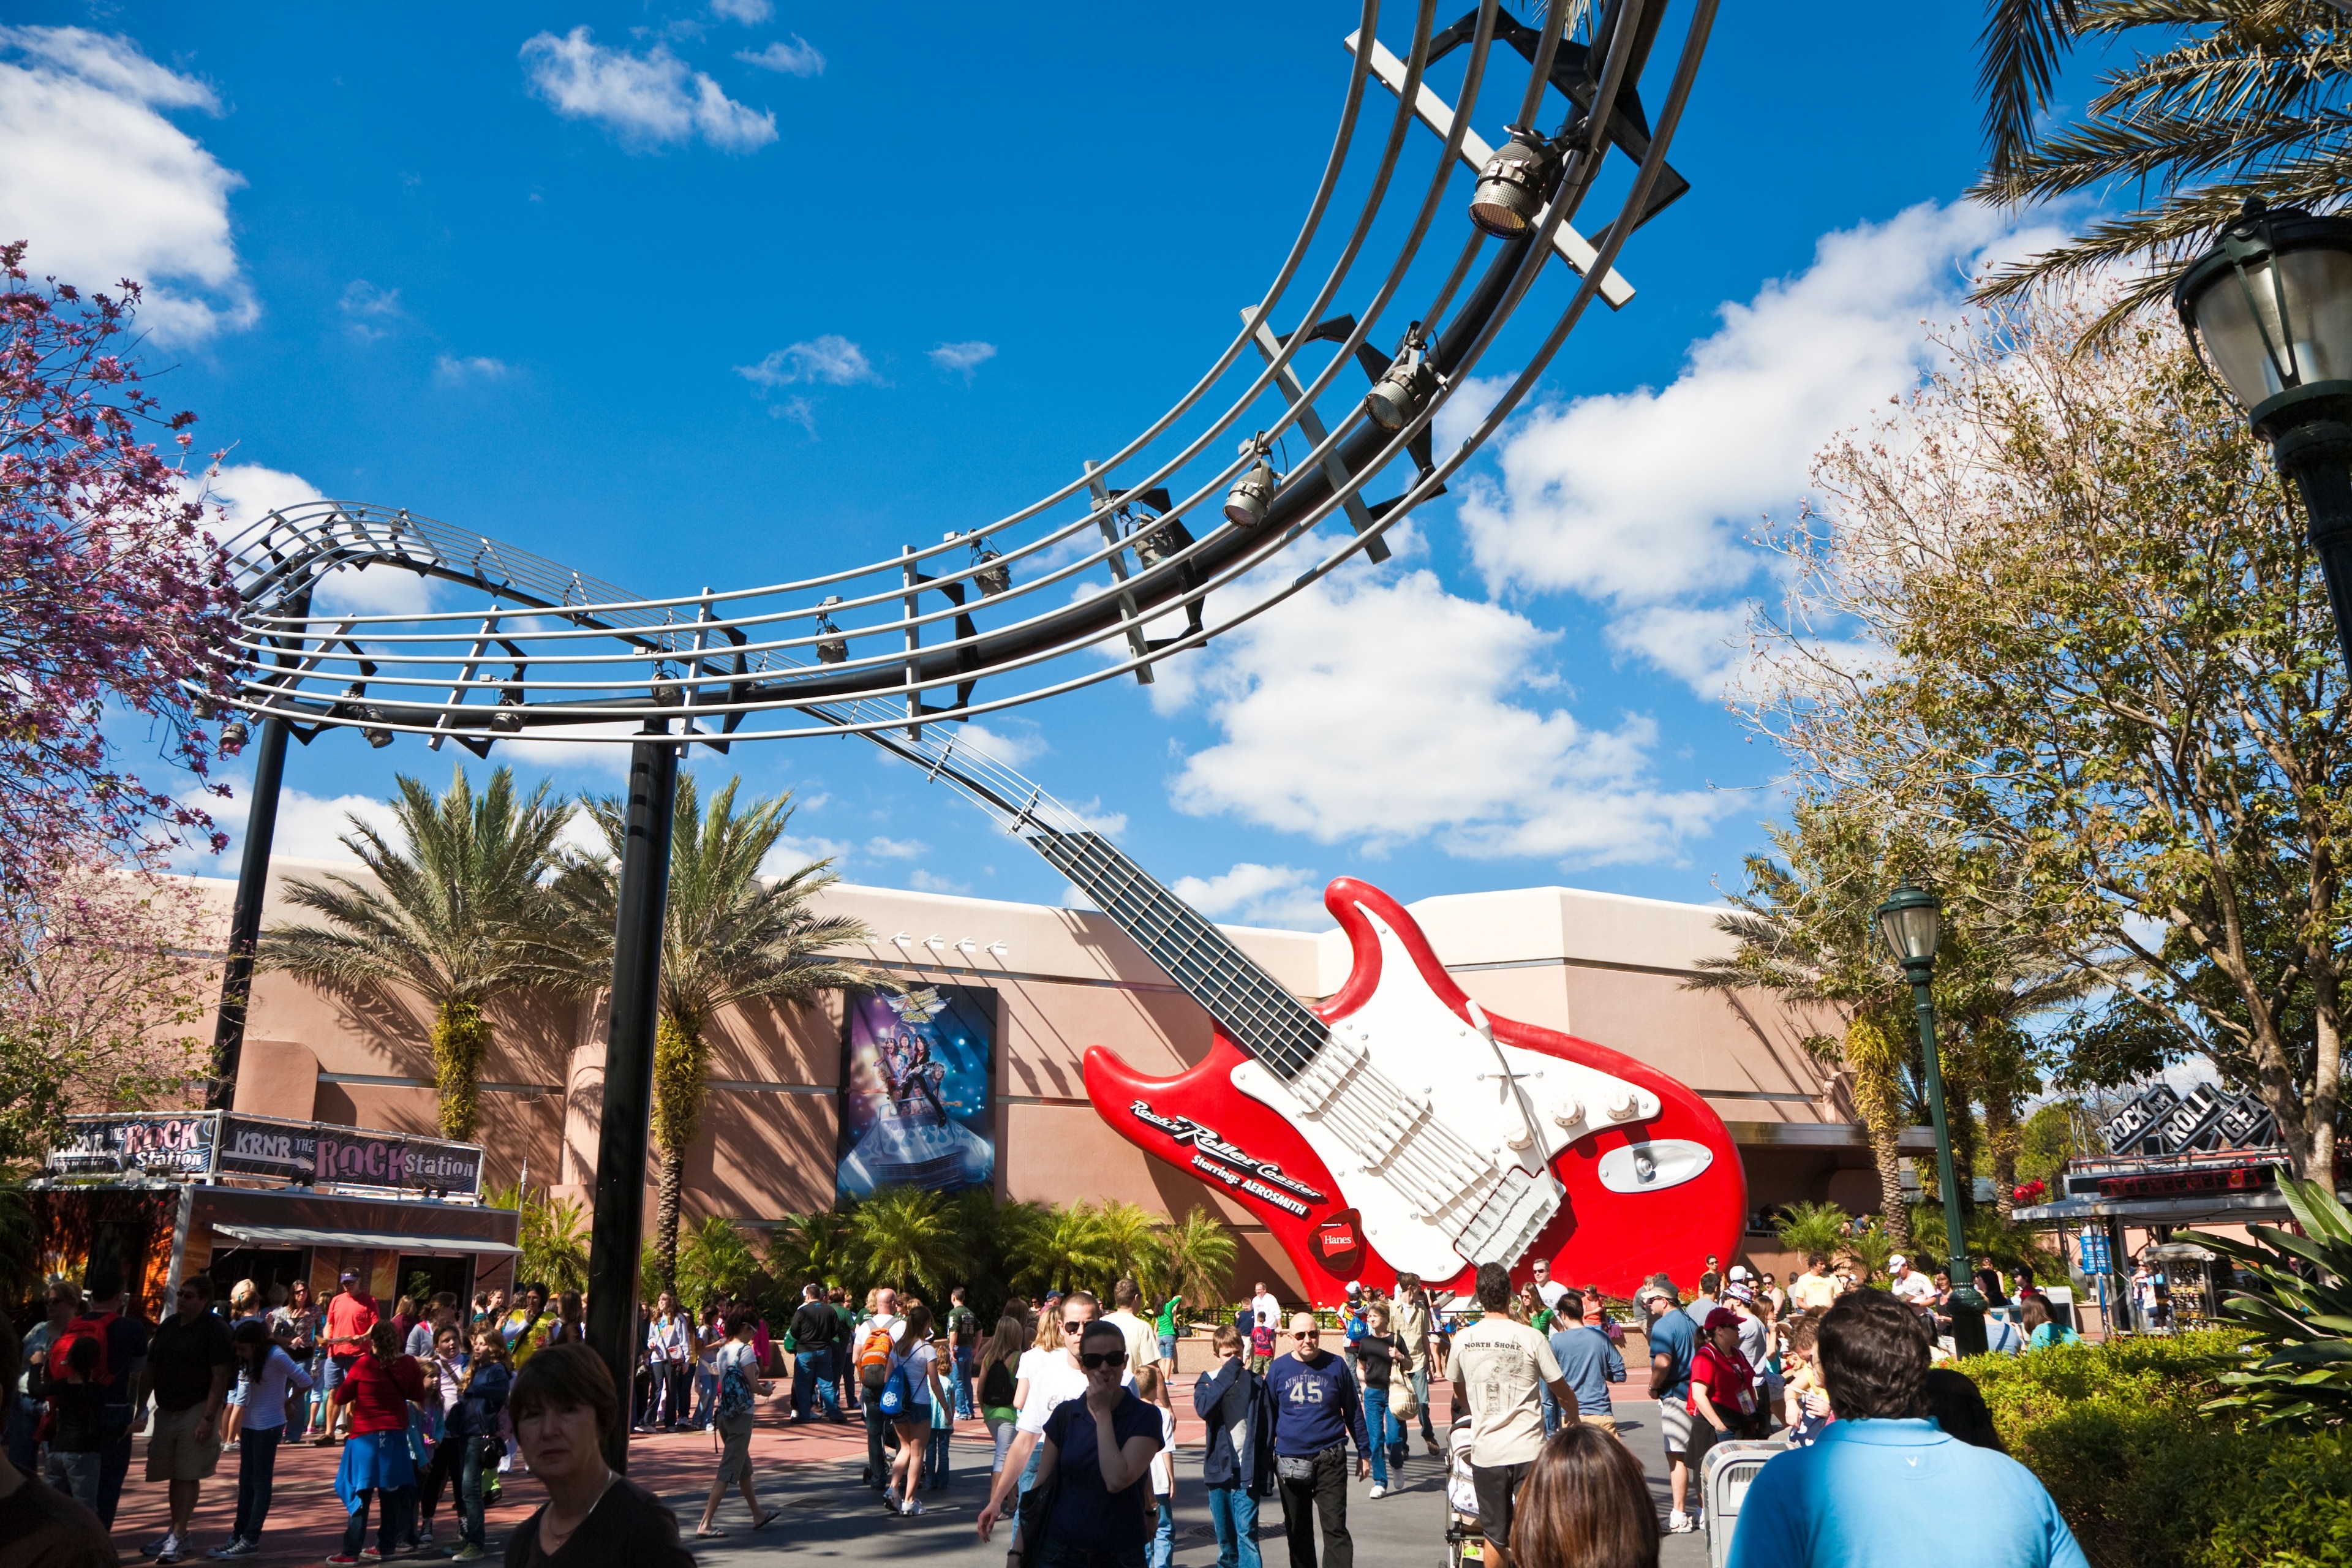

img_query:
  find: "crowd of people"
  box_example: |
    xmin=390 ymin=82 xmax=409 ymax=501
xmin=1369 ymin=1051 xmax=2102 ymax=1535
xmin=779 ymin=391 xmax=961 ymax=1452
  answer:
xmin=1 ymin=1248 xmax=2099 ymax=1568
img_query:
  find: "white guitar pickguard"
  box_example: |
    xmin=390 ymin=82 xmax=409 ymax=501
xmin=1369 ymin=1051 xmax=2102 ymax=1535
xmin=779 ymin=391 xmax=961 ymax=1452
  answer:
xmin=1231 ymin=904 xmax=1658 ymax=1280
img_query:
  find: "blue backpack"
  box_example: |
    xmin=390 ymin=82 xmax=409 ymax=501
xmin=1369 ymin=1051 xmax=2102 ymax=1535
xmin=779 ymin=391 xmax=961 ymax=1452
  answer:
xmin=878 ymin=1359 xmax=913 ymax=1418
xmin=717 ymin=1351 xmax=756 ymax=1420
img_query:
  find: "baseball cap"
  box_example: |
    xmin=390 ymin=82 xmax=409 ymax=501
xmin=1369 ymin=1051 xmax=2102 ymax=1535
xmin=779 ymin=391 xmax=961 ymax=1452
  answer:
xmin=1889 ymin=1254 xmax=1909 ymax=1270
xmin=1726 ymin=1283 xmax=1755 ymax=1303
xmin=339 ymin=1271 xmax=358 ymax=1284
xmin=1703 ymin=1307 xmax=1741 ymax=1332
xmin=1345 ymin=1281 xmax=1362 ymax=1298
xmin=1727 ymin=1265 xmax=1752 ymax=1282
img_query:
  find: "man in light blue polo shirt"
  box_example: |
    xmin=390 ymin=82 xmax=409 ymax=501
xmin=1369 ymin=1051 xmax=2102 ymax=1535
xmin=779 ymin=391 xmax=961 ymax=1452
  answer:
xmin=1727 ymin=1291 xmax=2089 ymax=1568
xmin=1544 ymin=1289 xmax=1624 ymax=1433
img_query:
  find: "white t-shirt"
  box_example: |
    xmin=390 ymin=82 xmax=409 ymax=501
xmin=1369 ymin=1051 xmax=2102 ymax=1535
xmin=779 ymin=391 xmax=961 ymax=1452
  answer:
xmin=1450 ymin=1314 xmax=1562 ymax=1468
xmin=1014 ymin=1352 xmax=1134 ymax=1435
xmin=1150 ymin=1404 xmax=1175 ymax=1495
xmin=1250 ymin=1292 xmax=1282 ymax=1333
xmin=1890 ymin=1271 xmax=1939 ymax=1305
xmin=1014 ymin=1346 xmax=1050 ymax=1396
xmin=1533 ymin=1280 xmax=1570 ymax=1312
xmin=717 ymin=1338 xmax=761 ymax=1401
xmin=1105 ymin=1310 xmax=1158 ymax=1374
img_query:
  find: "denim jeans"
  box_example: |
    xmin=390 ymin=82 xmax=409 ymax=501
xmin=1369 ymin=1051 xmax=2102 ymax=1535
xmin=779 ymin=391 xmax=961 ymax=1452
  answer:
xmin=1363 ymin=1389 xmax=1392 ymax=1487
xmin=987 ymin=1414 xmax=1017 ymax=1473
xmin=5 ymin=1395 xmax=39 ymax=1474
xmin=1207 ymin=1483 xmax=1262 ymax=1568
xmin=794 ymin=1350 xmax=842 ymax=1419
xmin=342 ymin=1487 xmax=415 ymax=1556
xmin=1151 ymin=1493 xmax=1177 ymax=1568
xmin=689 ymin=1361 xmax=716 ymax=1430
xmin=458 ymin=1438 xmax=494 ymax=1547
xmin=953 ymin=1348 xmax=975 ymax=1419
xmin=47 ymin=1449 xmax=102 ymax=1512
xmin=925 ymin=1420 xmax=949 ymax=1487
xmin=863 ymin=1400 xmax=891 ymax=1489
xmin=96 ymin=1422 xmax=132 ymax=1527
xmin=1539 ymin=1381 xmax=1561 ymax=1438
xmin=1411 ymin=1366 xmax=1436 ymax=1446
xmin=232 ymin=1425 xmax=284 ymax=1543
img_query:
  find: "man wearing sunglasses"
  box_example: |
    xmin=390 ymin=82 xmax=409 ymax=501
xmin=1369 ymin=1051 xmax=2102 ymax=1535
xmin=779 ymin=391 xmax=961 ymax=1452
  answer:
xmin=976 ymin=1290 xmax=1134 ymax=1552
xmin=1266 ymin=1314 xmax=1370 ymax=1568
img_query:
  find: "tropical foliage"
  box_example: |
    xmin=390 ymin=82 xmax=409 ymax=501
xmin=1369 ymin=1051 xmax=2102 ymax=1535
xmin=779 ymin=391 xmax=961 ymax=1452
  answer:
xmin=486 ymin=1182 xmax=590 ymax=1295
xmin=542 ymin=775 xmax=889 ymax=1295
xmin=1771 ymin=1199 xmax=1853 ymax=1261
xmin=2192 ymin=1175 xmax=2352 ymax=1429
xmin=1743 ymin=289 xmax=2352 ymax=1183
xmin=258 ymin=766 xmax=571 ymax=1139
xmin=1972 ymin=1 xmax=2352 ymax=327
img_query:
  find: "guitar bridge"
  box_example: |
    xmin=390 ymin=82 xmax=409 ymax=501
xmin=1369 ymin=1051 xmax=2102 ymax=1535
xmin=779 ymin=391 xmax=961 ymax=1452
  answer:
xmin=1452 ymin=1166 xmax=1559 ymax=1266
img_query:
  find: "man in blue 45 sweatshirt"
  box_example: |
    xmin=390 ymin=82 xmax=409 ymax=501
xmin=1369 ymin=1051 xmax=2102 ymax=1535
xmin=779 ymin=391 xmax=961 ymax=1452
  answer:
xmin=1266 ymin=1314 xmax=1370 ymax=1568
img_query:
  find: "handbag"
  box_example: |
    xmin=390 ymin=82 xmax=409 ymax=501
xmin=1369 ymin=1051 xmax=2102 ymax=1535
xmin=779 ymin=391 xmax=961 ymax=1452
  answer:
xmin=1389 ymin=1359 xmax=1419 ymax=1420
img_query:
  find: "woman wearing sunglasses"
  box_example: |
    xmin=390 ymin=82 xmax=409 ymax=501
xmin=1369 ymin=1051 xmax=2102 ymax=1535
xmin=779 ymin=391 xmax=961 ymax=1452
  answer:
xmin=1022 ymin=1322 xmax=1166 ymax=1568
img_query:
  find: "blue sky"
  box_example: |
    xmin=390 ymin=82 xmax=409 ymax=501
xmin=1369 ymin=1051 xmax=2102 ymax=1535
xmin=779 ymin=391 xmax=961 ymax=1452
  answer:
xmin=2 ymin=2 xmax=2057 ymax=928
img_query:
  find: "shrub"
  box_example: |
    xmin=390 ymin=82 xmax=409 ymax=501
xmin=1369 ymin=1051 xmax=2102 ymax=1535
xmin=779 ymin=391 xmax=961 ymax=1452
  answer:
xmin=1956 ymin=1330 xmax=2352 ymax=1568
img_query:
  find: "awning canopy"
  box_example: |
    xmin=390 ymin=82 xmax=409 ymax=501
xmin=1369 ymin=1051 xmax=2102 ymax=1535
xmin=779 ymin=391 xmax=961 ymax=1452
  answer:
xmin=209 ymin=1222 xmax=518 ymax=1257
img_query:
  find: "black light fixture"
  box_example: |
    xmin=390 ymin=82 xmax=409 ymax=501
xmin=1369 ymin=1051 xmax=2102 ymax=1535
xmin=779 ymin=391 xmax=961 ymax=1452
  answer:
xmin=343 ymin=684 xmax=393 ymax=749
xmin=1872 ymin=879 xmax=1987 ymax=1356
xmin=490 ymin=682 xmax=526 ymax=733
xmin=1126 ymin=504 xmax=1196 ymax=569
xmin=1224 ymin=433 xmax=1278 ymax=527
xmin=1469 ymin=126 xmax=1562 ymax=238
xmin=219 ymin=718 xmax=249 ymax=753
xmin=1365 ymin=322 xmax=1440 ymax=431
xmin=963 ymin=531 xmax=1011 ymax=596
xmin=814 ymin=595 xmax=848 ymax=664
xmin=2175 ymin=199 xmax=2352 ymax=665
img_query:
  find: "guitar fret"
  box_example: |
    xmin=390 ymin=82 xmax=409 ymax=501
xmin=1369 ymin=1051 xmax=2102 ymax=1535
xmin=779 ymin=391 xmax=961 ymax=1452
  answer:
xmin=1035 ymin=827 xmax=1326 ymax=1081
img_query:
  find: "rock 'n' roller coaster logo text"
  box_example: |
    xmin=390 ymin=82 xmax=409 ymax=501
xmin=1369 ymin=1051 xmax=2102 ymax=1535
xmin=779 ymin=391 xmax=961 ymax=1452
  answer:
xmin=1129 ymin=1101 xmax=1327 ymax=1216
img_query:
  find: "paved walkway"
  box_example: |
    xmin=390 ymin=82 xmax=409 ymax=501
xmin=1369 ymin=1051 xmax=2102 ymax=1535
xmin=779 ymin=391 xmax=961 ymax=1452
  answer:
xmin=98 ymin=1378 xmax=1713 ymax=1566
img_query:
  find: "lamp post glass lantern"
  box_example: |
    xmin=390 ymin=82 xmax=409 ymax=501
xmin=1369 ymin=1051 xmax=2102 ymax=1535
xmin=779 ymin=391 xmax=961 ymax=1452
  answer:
xmin=2176 ymin=200 xmax=2352 ymax=667
xmin=1875 ymin=880 xmax=1989 ymax=1355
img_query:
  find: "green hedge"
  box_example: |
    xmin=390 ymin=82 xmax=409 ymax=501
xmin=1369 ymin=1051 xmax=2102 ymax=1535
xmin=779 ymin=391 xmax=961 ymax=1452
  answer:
xmin=1955 ymin=1331 xmax=2352 ymax=1568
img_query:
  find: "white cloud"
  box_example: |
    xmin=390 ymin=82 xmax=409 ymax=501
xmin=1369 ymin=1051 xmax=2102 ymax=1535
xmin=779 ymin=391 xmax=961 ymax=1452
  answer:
xmin=519 ymin=26 xmax=777 ymax=153
xmin=737 ymin=334 xmax=881 ymax=387
xmin=865 ymin=835 xmax=927 ymax=860
xmin=1166 ymin=567 xmax=1730 ymax=866
xmin=433 ymin=353 xmax=511 ymax=385
xmin=769 ymin=396 xmax=818 ymax=435
xmin=765 ymin=832 xmax=851 ymax=876
xmin=712 ymin=0 xmax=774 ymax=22
xmin=908 ymin=868 xmax=970 ymax=895
xmin=1172 ymin=862 xmax=1332 ymax=930
xmin=200 ymin=780 xmax=404 ymax=870
xmin=736 ymin=37 xmax=824 ymax=76
xmin=339 ymin=279 xmax=401 ymax=341
xmin=955 ymin=721 xmax=1044 ymax=768
xmin=0 ymin=26 xmax=255 ymax=341
xmin=929 ymin=340 xmax=997 ymax=382
xmin=1460 ymin=200 xmax=2067 ymax=608
xmin=1604 ymin=603 xmax=1753 ymax=700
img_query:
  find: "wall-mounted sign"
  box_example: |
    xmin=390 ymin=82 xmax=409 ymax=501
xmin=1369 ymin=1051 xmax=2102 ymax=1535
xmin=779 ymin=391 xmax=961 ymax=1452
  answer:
xmin=2099 ymin=1083 xmax=2279 ymax=1157
xmin=47 ymin=1114 xmax=217 ymax=1177
xmin=218 ymin=1117 xmax=484 ymax=1196
xmin=837 ymin=986 xmax=996 ymax=1201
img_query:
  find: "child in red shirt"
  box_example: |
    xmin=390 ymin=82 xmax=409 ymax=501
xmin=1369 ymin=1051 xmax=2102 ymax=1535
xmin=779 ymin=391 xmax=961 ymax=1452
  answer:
xmin=326 ymin=1322 xmax=426 ymax=1565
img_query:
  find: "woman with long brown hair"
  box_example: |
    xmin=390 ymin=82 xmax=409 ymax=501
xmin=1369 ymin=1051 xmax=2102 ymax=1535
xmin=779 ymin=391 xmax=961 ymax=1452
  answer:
xmin=976 ymin=1315 xmax=1028 ymax=1477
xmin=881 ymin=1302 xmax=941 ymax=1516
xmin=1508 ymin=1424 xmax=1659 ymax=1568
xmin=323 ymin=1319 xmax=426 ymax=1565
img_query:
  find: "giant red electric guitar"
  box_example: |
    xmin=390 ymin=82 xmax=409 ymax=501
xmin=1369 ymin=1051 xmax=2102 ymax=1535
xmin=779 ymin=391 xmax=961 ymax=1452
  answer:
xmin=861 ymin=722 xmax=1747 ymax=1306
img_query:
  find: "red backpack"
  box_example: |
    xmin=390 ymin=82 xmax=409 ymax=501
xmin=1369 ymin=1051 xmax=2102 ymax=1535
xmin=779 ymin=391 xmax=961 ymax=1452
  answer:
xmin=47 ymin=1310 xmax=116 ymax=1390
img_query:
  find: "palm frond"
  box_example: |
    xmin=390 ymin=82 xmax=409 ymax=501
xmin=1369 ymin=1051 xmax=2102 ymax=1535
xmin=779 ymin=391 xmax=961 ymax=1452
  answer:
xmin=1979 ymin=0 xmax=2087 ymax=184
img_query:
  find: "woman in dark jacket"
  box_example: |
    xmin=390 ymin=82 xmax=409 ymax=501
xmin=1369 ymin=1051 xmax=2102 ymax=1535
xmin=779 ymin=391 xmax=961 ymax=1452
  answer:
xmin=1192 ymin=1324 xmax=1273 ymax=1568
xmin=445 ymin=1332 xmax=511 ymax=1561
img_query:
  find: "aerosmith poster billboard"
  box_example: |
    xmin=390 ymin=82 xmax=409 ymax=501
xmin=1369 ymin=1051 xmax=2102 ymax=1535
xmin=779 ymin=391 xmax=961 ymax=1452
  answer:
xmin=836 ymin=985 xmax=996 ymax=1202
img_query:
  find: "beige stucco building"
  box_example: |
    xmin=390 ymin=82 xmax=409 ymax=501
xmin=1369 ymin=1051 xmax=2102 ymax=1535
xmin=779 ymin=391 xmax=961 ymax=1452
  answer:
xmin=187 ymin=859 xmax=1925 ymax=1298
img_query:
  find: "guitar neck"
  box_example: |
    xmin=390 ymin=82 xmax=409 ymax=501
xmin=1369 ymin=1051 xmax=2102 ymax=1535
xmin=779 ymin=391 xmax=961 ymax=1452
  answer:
xmin=1027 ymin=828 xmax=1326 ymax=1080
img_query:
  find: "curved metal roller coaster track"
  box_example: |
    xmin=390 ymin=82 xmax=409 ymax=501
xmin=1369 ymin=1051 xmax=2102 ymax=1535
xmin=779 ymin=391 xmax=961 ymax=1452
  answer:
xmin=208 ymin=0 xmax=1716 ymax=750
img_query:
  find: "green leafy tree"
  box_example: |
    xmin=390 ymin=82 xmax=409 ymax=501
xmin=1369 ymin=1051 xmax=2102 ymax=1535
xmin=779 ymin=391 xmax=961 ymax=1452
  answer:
xmin=1156 ymin=1206 xmax=1240 ymax=1310
xmin=545 ymin=775 xmax=890 ymax=1295
xmin=849 ymin=1185 xmax=966 ymax=1297
xmin=1016 ymin=1204 xmax=1117 ymax=1298
xmin=1773 ymin=1200 xmax=1854 ymax=1261
xmin=1972 ymin=2 xmax=2352 ymax=326
xmin=484 ymin=1181 xmax=590 ymax=1295
xmin=1744 ymin=291 xmax=2352 ymax=1181
xmin=258 ymin=766 xmax=570 ymax=1140
xmin=948 ymin=1187 xmax=1051 ymax=1313
xmin=676 ymin=1213 xmax=760 ymax=1308
xmin=763 ymin=1209 xmax=862 ymax=1297
xmin=1091 ymin=1200 xmax=1166 ymax=1298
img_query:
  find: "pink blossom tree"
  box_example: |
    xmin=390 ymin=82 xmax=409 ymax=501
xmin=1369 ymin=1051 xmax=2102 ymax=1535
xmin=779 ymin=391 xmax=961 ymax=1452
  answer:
xmin=1 ymin=240 xmax=242 ymax=894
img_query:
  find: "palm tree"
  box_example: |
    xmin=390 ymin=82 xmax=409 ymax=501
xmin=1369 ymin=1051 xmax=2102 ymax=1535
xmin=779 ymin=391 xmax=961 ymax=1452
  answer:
xmin=1686 ymin=802 xmax=1923 ymax=1247
xmin=1015 ymin=1204 xmax=1116 ymax=1298
xmin=1092 ymin=1200 xmax=1166 ymax=1297
xmin=849 ymin=1186 xmax=965 ymax=1297
xmin=1156 ymin=1206 xmax=1239 ymax=1308
xmin=258 ymin=766 xmax=571 ymax=1139
xmin=545 ymin=775 xmax=892 ymax=1294
xmin=1970 ymin=2 xmax=2352 ymax=325
xmin=764 ymin=1209 xmax=861 ymax=1296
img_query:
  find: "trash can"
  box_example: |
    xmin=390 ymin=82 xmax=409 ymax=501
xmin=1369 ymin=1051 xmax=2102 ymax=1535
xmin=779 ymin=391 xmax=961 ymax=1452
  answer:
xmin=1702 ymin=1439 xmax=1785 ymax=1568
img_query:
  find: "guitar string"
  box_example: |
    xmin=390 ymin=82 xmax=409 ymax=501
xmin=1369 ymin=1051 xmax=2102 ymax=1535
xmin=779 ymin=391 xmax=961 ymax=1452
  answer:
xmin=1038 ymin=827 xmax=1496 ymax=1216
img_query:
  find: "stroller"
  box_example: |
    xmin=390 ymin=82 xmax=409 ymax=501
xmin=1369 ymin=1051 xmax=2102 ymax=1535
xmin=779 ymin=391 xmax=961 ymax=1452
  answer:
xmin=1442 ymin=1415 xmax=1483 ymax=1568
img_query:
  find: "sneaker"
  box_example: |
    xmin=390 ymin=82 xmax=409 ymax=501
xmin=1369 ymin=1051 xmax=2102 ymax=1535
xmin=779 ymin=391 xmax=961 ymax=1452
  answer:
xmin=1368 ymin=1484 xmax=1387 ymax=1499
xmin=448 ymin=1548 xmax=484 ymax=1563
xmin=417 ymin=1528 xmax=434 ymax=1548
xmin=358 ymin=1550 xmax=383 ymax=1563
xmin=902 ymin=1497 xmax=925 ymax=1518
xmin=146 ymin=1537 xmax=175 ymax=1558
xmin=324 ymin=1557 xmax=363 ymax=1566
xmin=1667 ymin=1512 xmax=1697 ymax=1535
xmin=212 ymin=1544 xmax=259 ymax=1560
xmin=156 ymin=1536 xmax=184 ymax=1564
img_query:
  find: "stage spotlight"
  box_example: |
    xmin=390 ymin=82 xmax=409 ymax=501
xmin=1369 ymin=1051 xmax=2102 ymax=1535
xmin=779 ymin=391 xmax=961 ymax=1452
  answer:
xmin=1365 ymin=322 xmax=1439 ymax=431
xmin=490 ymin=684 xmax=526 ymax=733
xmin=219 ymin=718 xmax=249 ymax=753
xmin=966 ymin=532 xmax=1012 ymax=596
xmin=1224 ymin=434 xmax=1278 ymax=527
xmin=1469 ymin=126 xmax=1562 ymax=238
xmin=815 ymin=595 xmax=849 ymax=664
xmin=344 ymin=684 xmax=394 ymax=748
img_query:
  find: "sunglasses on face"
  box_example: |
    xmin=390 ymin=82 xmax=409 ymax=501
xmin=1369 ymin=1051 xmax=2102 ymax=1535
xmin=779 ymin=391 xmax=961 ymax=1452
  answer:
xmin=1292 ymin=1329 xmax=1319 ymax=1339
xmin=1079 ymin=1350 xmax=1127 ymax=1370
xmin=1061 ymin=1320 xmax=1088 ymax=1332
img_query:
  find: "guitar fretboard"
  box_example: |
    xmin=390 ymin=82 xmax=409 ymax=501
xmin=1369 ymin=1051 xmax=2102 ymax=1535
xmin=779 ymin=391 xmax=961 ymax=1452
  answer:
xmin=1030 ymin=829 xmax=1328 ymax=1082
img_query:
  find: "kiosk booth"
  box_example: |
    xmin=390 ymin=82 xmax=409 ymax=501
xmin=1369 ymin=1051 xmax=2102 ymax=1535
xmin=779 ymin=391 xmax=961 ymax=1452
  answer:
xmin=27 ymin=1111 xmax=519 ymax=1318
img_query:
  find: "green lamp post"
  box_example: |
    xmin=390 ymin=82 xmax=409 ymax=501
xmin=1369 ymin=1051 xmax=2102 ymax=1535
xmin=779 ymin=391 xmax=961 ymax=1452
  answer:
xmin=1875 ymin=881 xmax=1990 ymax=1357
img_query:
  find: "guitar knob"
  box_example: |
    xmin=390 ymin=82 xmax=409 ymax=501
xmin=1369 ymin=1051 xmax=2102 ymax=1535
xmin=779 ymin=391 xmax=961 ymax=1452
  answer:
xmin=1504 ymin=1129 xmax=1534 ymax=1152
xmin=1551 ymin=1098 xmax=1583 ymax=1129
xmin=1608 ymin=1091 xmax=1642 ymax=1121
